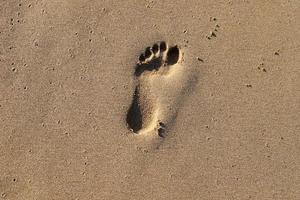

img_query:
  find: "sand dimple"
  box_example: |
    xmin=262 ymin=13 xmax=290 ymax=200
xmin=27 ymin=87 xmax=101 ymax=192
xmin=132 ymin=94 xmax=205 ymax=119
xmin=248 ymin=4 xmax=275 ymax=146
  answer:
xmin=126 ymin=41 xmax=183 ymax=137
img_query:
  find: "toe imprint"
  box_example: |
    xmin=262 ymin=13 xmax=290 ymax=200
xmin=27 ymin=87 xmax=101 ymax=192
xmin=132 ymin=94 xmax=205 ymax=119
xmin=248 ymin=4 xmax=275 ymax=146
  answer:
xmin=166 ymin=46 xmax=180 ymax=65
xmin=152 ymin=43 xmax=159 ymax=54
xmin=144 ymin=47 xmax=152 ymax=59
xmin=134 ymin=41 xmax=180 ymax=77
xmin=159 ymin=41 xmax=167 ymax=52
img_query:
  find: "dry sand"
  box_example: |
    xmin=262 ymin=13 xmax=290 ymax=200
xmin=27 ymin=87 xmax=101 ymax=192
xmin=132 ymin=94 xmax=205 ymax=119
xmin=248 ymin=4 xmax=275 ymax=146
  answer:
xmin=0 ymin=0 xmax=299 ymax=199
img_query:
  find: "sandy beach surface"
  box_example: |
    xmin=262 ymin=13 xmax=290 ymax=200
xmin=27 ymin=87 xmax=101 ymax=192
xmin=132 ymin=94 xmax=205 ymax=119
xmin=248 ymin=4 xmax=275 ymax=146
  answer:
xmin=0 ymin=0 xmax=299 ymax=199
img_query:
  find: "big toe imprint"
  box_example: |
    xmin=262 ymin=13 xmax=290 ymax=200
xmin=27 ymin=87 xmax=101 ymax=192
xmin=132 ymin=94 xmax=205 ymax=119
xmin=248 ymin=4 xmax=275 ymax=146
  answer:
xmin=126 ymin=41 xmax=185 ymax=137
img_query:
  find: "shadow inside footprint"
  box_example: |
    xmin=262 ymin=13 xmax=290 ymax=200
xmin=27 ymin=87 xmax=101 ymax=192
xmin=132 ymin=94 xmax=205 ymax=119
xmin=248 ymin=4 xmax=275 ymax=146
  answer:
xmin=126 ymin=86 xmax=142 ymax=133
xmin=134 ymin=58 xmax=163 ymax=77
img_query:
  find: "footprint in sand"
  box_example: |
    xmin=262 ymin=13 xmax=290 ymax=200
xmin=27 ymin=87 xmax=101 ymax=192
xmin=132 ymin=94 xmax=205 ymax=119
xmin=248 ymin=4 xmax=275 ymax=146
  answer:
xmin=126 ymin=41 xmax=189 ymax=138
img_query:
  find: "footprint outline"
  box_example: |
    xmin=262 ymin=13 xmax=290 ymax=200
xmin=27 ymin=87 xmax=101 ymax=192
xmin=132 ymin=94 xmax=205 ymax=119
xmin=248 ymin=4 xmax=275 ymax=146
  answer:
xmin=126 ymin=41 xmax=181 ymax=137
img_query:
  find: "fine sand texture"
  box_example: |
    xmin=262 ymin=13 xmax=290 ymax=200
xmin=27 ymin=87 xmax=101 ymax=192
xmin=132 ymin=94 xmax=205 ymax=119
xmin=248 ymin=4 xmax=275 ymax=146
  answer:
xmin=0 ymin=1 xmax=299 ymax=199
